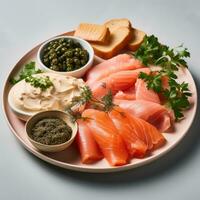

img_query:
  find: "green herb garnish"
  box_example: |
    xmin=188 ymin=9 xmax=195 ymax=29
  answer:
xmin=101 ymin=91 xmax=115 ymax=112
xmin=139 ymin=69 xmax=177 ymax=93
xmin=135 ymin=35 xmax=192 ymax=120
xmin=65 ymin=108 xmax=84 ymax=123
xmin=66 ymin=86 xmax=115 ymax=121
xmin=163 ymin=79 xmax=192 ymax=119
xmin=69 ymin=86 xmax=114 ymax=112
xmin=139 ymin=71 xmax=163 ymax=93
xmin=10 ymin=61 xmax=42 ymax=84
xmin=134 ymin=35 xmax=190 ymax=70
xmin=65 ymin=86 xmax=93 ymax=122
xmin=69 ymin=86 xmax=93 ymax=108
xmin=139 ymin=69 xmax=191 ymax=121
xmin=25 ymin=75 xmax=53 ymax=91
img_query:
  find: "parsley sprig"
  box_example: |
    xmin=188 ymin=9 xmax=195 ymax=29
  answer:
xmin=10 ymin=61 xmax=42 ymax=84
xmin=136 ymin=35 xmax=192 ymax=120
xmin=164 ymin=80 xmax=191 ymax=119
xmin=139 ymin=69 xmax=177 ymax=93
xmin=139 ymin=70 xmax=191 ymax=120
xmin=134 ymin=35 xmax=190 ymax=70
xmin=10 ymin=61 xmax=52 ymax=91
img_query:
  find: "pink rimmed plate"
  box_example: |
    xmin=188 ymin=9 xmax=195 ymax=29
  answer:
xmin=2 ymin=31 xmax=198 ymax=173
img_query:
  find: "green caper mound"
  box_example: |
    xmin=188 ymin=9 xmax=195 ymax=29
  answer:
xmin=42 ymin=38 xmax=89 ymax=72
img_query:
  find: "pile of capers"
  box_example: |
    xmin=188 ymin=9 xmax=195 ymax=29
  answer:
xmin=42 ymin=38 xmax=89 ymax=72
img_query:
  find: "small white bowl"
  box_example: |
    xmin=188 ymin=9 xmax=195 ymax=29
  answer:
xmin=37 ymin=36 xmax=94 ymax=78
xmin=25 ymin=110 xmax=78 ymax=152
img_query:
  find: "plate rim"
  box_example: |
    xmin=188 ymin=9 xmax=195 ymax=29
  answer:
xmin=2 ymin=32 xmax=198 ymax=173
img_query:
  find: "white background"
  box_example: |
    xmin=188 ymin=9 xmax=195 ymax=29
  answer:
xmin=0 ymin=0 xmax=200 ymax=199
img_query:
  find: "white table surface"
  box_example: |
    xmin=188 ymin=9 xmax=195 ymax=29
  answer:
xmin=1 ymin=0 xmax=200 ymax=199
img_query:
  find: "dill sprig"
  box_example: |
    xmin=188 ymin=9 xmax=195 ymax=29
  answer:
xmin=101 ymin=91 xmax=115 ymax=112
xmin=66 ymin=86 xmax=115 ymax=122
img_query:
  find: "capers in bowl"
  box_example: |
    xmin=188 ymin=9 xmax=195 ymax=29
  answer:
xmin=37 ymin=36 xmax=94 ymax=78
xmin=41 ymin=38 xmax=89 ymax=72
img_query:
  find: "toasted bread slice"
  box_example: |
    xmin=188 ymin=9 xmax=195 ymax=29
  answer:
xmin=74 ymin=23 xmax=110 ymax=44
xmin=91 ymin=27 xmax=132 ymax=59
xmin=128 ymin=28 xmax=146 ymax=51
xmin=104 ymin=18 xmax=132 ymax=32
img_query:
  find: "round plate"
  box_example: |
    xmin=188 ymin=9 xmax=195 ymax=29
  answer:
xmin=2 ymin=32 xmax=198 ymax=173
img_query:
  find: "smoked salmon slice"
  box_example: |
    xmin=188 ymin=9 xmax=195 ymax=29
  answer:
xmin=76 ymin=120 xmax=103 ymax=164
xmin=108 ymin=107 xmax=148 ymax=157
xmin=86 ymin=54 xmax=144 ymax=85
xmin=114 ymin=87 xmax=136 ymax=100
xmin=135 ymin=79 xmax=161 ymax=104
xmin=90 ymin=68 xmax=150 ymax=98
xmin=82 ymin=109 xmax=129 ymax=166
xmin=114 ymin=99 xmax=173 ymax=132
xmin=126 ymin=113 xmax=166 ymax=150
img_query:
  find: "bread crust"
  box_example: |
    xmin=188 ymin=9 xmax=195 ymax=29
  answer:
xmin=91 ymin=27 xmax=133 ymax=59
xmin=74 ymin=23 xmax=110 ymax=44
xmin=74 ymin=19 xmax=145 ymax=59
xmin=128 ymin=28 xmax=146 ymax=51
xmin=104 ymin=18 xmax=132 ymax=32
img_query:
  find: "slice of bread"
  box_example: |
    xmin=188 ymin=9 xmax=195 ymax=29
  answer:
xmin=104 ymin=18 xmax=132 ymax=32
xmin=91 ymin=27 xmax=132 ymax=59
xmin=74 ymin=23 xmax=110 ymax=44
xmin=128 ymin=28 xmax=146 ymax=51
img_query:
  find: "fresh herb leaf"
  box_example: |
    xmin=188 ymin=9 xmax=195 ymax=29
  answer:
xmin=25 ymin=75 xmax=53 ymax=91
xmin=139 ymin=70 xmax=192 ymax=120
xmin=101 ymin=91 xmax=114 ymax=112
xmin=10 ymin=61 xmax=43 ymax=84
xmin=136 ymin=34 xmax=191 ymax=120
xmin=66 ymin=86 xmax=115 ymax=121
xmin=134 ymin=35 xmax=190 ymax=70
xmin=163 ymin=81 xmax=191 ymax=120
xmin=135 ymin=35 xmax=163 ymax=66
xmin=80 ymin=86 xmax=93 ymax=104
xmin=69 ymin=86 xmax=93 ymax=108
xmin=65 ymin=108 xmax=84 ymax=123
xmin=66 ymin=86 xmax=93 ymax=122
xmin=139 ymin=71 xmax=162 ymax=93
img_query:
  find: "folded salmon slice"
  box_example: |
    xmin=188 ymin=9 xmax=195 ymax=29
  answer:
xmin=76 ymin=120 xmax=103 ymax=164
xmin=114 ymin=99 xmax=173 ymax=132
xmin=135 ymin=79 xmax=161 ymax=104
xmin=82 ymin=109 xmax=129 ymax=166
xmin=126 ymin=113 xmax=166 ymax=150
xmin=90 ymin=68 xmax=150 ymax=99
xmin=108 ymin=107 xmax=148 ymax=157
xmin=114 ymin=87 xmax=136 ymax=100
xmin=86 ymin=54 xmax=144 ymax=85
